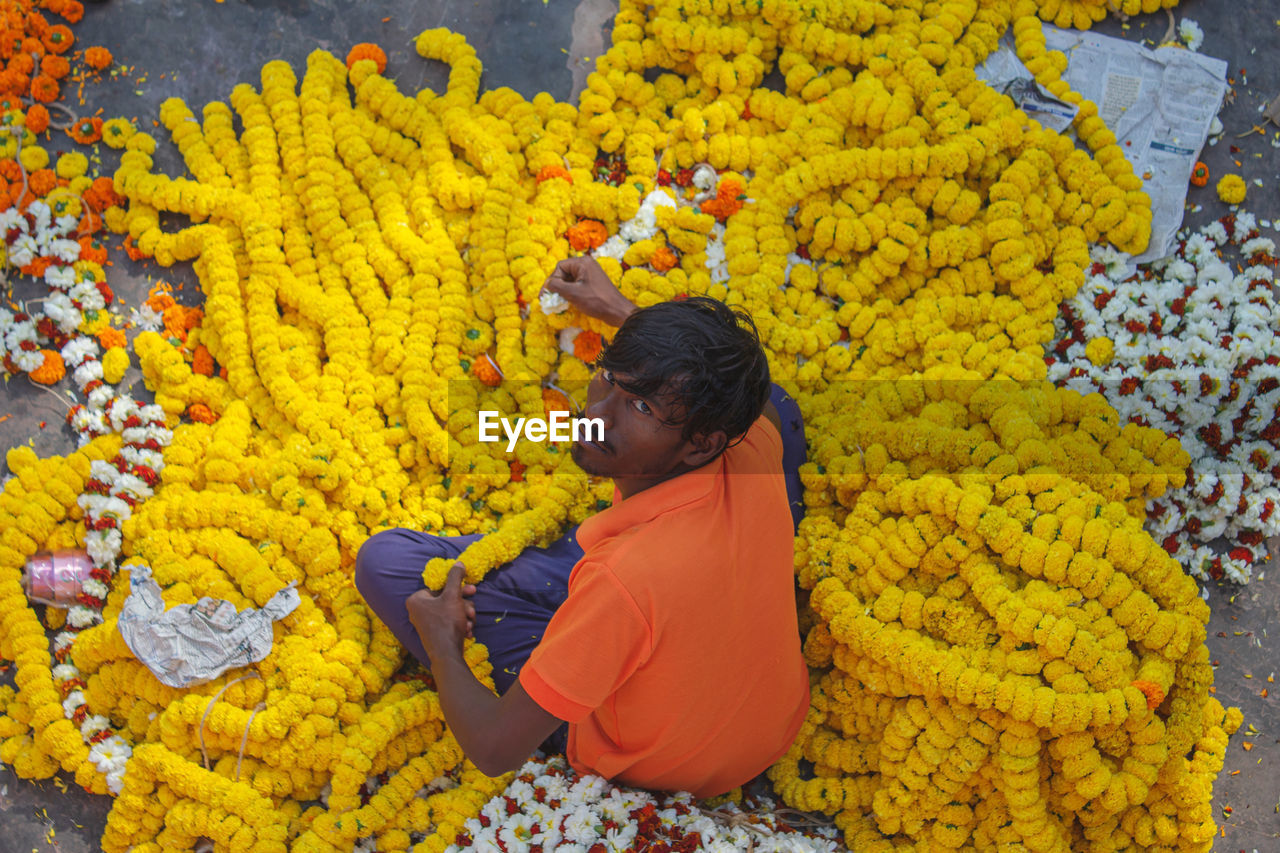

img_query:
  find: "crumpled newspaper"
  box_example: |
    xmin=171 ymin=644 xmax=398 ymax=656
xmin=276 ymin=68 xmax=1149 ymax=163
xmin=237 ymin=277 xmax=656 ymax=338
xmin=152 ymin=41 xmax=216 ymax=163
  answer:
xmin=118 ymin=564 xmax=299 ymax=688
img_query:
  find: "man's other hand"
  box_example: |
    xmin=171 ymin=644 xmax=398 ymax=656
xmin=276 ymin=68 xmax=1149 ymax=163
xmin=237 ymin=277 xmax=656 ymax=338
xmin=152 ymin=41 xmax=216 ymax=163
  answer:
xmin=407 ymin=562 xmax=477 ymax=662
xmin=541 ymin=256 xmax=637 ymax=327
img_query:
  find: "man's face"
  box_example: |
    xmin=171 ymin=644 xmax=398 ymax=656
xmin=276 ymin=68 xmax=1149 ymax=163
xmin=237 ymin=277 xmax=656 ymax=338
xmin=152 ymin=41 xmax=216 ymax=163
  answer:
xmin=570 ymin=367 xmax=704 ymax=498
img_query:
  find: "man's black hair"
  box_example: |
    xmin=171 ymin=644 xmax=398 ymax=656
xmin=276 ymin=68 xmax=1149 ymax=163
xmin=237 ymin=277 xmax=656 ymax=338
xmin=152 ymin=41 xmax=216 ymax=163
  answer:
xmin=598 ymin=296 xmax=771 ymax=451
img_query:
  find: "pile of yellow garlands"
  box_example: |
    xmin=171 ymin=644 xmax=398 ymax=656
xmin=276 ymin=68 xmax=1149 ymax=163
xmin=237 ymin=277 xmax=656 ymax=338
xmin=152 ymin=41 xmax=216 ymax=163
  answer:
xmin=0 ymin=0 xmax=1239 ymax=850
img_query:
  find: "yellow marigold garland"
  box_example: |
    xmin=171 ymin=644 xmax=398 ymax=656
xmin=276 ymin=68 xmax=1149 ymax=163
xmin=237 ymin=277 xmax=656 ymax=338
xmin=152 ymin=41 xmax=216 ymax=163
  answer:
xmin=0 ymin=0 xmax=1243 ymax=851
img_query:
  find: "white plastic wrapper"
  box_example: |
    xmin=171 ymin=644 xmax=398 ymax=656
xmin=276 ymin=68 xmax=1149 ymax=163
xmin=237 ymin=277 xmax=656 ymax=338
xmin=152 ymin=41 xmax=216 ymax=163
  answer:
xmin=118 ymin=564 xmax=299 ymax=687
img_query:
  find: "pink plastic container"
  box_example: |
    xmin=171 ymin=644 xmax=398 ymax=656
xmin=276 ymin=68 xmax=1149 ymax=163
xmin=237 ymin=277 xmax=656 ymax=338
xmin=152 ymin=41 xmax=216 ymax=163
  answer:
xmin=23 ymin=549 xmax=93 ymax=608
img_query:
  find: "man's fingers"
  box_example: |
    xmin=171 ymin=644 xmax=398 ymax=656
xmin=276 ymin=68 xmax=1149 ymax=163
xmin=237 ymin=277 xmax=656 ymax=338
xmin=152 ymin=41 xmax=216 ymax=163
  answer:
xmin=461 ymin=583 xmax=477 ymax=598
xmin=445 ymin=561 xmax=466 ymax=590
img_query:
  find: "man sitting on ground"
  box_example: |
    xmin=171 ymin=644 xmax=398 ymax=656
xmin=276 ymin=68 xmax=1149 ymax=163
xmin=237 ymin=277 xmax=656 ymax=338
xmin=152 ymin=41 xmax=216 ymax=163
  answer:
xmin=354 ymin=256 xmax=809 ymax=798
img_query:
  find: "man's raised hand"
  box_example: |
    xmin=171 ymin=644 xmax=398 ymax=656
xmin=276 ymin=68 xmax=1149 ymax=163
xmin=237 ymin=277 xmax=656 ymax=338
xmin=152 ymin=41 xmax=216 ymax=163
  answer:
xmin=541 ymin=256 xmax=637 ymax=327
xmin=406 ymin=562 xmax=477 ymax=663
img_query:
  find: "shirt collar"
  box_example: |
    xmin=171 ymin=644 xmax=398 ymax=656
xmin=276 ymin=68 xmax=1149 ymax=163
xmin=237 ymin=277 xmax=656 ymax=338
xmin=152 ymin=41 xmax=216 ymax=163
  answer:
xmin=577 ymin=455 xmax=724 ymax=552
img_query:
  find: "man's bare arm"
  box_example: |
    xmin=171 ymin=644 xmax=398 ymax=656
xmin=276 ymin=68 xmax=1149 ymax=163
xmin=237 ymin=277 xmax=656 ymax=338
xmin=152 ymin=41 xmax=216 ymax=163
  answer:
xmin=407 ymin=564 xmax=564 ymax=776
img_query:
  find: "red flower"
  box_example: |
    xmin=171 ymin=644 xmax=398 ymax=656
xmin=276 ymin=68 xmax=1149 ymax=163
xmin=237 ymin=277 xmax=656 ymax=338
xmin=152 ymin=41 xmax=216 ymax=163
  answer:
xmin=1161 ymin=535 xmax=1179 ymax=554
xmin=1229 ymin=547 xmax=1253 ymax=564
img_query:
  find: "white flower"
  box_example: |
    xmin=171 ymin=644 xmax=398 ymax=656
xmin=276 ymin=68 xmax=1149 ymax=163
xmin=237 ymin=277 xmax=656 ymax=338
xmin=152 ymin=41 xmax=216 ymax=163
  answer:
xmin=87 ymin=385 xmax=115 ymax=411
xmin=70 ymin=279 xmax=106 ymax=311
xmin=52 ymin=663 xmax=80 ymax=682
xmin=82 ymin=577 xmax=110 ymax=599
xmin=13 ymin=348 xmax=41 ymax=372
xmin=44 ymin=263 xmax=76 ymax=290
xmin=691 ymin=164 xmax=718 ymax=190
xmin=1201 ymin=220 xmax=1228 ymax=246
xmin=1177 ymin=18 xmax=1204 ymax=51
xmin=80 ymin=715 xmax=112 ymax=739
xmin=61 ymin=337 xmax=100 ymax=369
xmin=561 ymin=807 xmax=602 ymax=844
xmin=558 ymin=326 xmax=583 ymax=355
xmin=88 ymin=735 xmax=131 ymax=775
xmin=496 ymin=814 xmax=538 ymax=852
xmin=86 ymin=528 xmax=123 ymax=568
xmin=49 ymin=237 xmax=80 ymax=263
xmin=539 ymin=289 xmax=569 ymax=315
xmin=8 ymin=233 xmax=36 ymax=267
xmin=62 ymin=691 xmax=86 ymax=716
xmin=73 ymin=358 xmax=104 ymax=389
xmin=129 ymin=303 xmax=164 ymax=331
xmin=67 ymin=605 xmax=101 ymax=628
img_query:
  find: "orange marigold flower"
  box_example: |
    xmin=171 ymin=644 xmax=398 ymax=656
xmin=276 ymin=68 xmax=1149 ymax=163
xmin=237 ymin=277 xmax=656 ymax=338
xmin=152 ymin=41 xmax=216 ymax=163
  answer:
xmin=77 ymin=235 xmax=108 ymax=264
xmin=649 ymin=245 xmax=678 ymax=272
xmin=9 ymin=52 xmax=36 ymax=76
xmin=162 ymin=304 xmax=202 ymax=340
xmin=40 ymin=53 xmax=69 ymax=80
xmin=29 ymin=73 xmax=58 ymax=103
xmin=20 ymin=256 xmax=55 ymax=277
xmin=187 ymin=403 xmax=218 ymax=424
xmin=20 ymin=38 xmax=43 ymax=60
xmin=96 ymin=325 xmax=126 ymax=350
xmin=536 ymin=164 xmax=573 ymax=184
xmin=566 ymin=219 xmax=609 ymax=252
xmin=84 ymin=175 xmax=124 ymax=211
xmin=68 ymin=116 xmax=102 ymax=144
xmin=42 ymin=24 xmax=73 ymax=55
xmin=83 ymin=46 xmax=112 ymax=71
xmin=59 ymin=1 xmax=85 ymax=24
xmin=572 ymin=330 xmax=603 ymax=364
xmin=700 ymin=178 xmax=746 ymax=223
xmin=123 ymin=235 xmax=149 ymax=261
xmin=471 ymin=354 xmax=502 ymax=387
xmin=145 ymin=286 xmax=176 ymax=313
xmin=542 ymin=386 xmax=573 ymax=418
xmin=27 ymin=168 xmax=56 ymax=196
xmin=29 ymin=349 xmax=65 ymax=384
xmin=345 ymin=43 xmax=387 ymax=74
xmin=25 ymin=11 xmax=50 ymax=37
xmin=1190 ymin=161 xmax=1209 ymax=187
xmin=0 ymin=160 xmax=20 ymax=183
xmin=1131 ymin=679 xmax=1165 ymax=711
xmin=0 ymin=69 xmax=30 ymax=94
xmin=24 ymin=103 xmax=49 ymax=134
xmin=192 ymin=344 xmax=215 ymax=377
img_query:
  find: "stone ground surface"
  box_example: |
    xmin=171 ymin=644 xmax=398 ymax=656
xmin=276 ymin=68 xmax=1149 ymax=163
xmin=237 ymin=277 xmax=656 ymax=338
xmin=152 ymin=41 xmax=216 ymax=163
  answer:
xmin=1 ymin=0 xmax=1279 ymax=850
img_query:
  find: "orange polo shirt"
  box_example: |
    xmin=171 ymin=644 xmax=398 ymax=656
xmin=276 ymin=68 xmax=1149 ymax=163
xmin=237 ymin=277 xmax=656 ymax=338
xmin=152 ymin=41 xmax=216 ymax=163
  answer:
xmin=519 ymin=417 xmax=809 ymax=797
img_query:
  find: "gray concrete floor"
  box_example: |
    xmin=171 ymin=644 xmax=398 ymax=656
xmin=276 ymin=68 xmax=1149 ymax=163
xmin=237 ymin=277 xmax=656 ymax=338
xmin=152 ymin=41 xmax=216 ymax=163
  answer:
xmin=1 ymin=0 xmax=1279 ymax=850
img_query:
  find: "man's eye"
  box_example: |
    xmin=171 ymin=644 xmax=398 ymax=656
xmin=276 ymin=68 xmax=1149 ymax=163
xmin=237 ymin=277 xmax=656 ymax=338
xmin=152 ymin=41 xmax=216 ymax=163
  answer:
xmin=631 ymin=398 xmax=651 ymax=415
xmin=602 ymin=369 xmax=615 ymax=384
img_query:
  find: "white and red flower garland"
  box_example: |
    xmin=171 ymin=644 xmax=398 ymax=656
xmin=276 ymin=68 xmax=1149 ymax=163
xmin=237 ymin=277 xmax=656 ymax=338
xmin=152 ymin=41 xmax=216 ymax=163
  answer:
xmin=1048 ymin=213 xmax=1279 ymax=583
xmin=443 ymin=756 xmax=841 ymax=853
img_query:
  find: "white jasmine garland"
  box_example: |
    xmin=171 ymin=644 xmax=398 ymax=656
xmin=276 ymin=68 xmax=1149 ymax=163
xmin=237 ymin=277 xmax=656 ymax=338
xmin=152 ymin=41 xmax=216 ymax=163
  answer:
xmin=448 ymin=757 xmax=840 ymax=853
xmin=1051 ymin=216 xmax=1279 ymax=583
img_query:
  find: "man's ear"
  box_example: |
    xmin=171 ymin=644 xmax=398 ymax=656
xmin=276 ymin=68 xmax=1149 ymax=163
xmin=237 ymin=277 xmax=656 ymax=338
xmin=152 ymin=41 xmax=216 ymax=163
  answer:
xmin=682 ymin=429 xmax=729 ymax=468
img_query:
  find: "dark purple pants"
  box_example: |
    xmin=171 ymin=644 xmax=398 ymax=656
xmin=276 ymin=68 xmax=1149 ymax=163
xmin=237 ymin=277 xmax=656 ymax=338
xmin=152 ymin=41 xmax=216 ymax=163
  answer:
xmin=353 ymin=385 xmax=807 ymax=699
